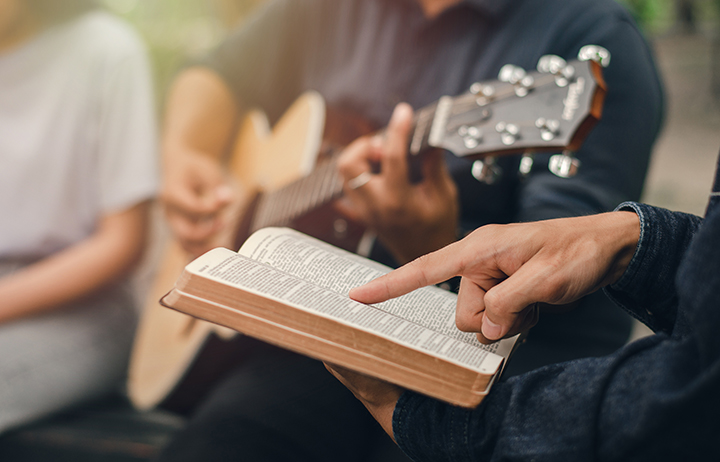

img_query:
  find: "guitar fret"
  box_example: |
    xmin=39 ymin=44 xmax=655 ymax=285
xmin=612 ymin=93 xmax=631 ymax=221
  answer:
xmin=289 ymin=178 xmax=308 ymax=222
xmin=331 ymin=168 xmax=344 ymax=198
xmin=277 ymin=185 xmax=293 ymax=226
xmin=306 ymin=163 xmax=327 ymax=213
xmin=298 ymin=167 xmax=318 ymax=215
xmin=326 ymin=161 xmax=344 ymax=201
xmin=410 ymin=105 xmax=435 ymax=155
xmin=262 ymin=193 xmax=279 ymax=228
xmin=319 ymin=162 xmax=337 ymax=207
xmin=251 ymin=194 xmax=270 ymax=232
xmin=261 ymin=192 xmax=277 ymax=228
xmin=428 ymin=97 xmax=451 ymax=148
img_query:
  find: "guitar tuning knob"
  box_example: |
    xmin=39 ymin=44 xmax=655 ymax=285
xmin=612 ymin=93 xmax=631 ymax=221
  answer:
xmin=472 ymin=157 xmax=502 ymax=185
xmin=458 ymin=125 xmax=483 ymax=149
xmin=578 ymin=45 xmax=611 ymax=68
xmin=535 ymin=117 xmax=560 ymax=141
xmin=518 ymin=152 xmax=534 ymax=178
xmin=537 ymin=55 xmax=575 ymax=87
xmin=469 ymin=82 xmax=496 ymax=106
xmin=495 ymin=121 xmax=520 ymax=146
xmin=498 ymin=64 xmax=534 ymax=97
xmin=548 ymin=150 xmax=581 ymax=178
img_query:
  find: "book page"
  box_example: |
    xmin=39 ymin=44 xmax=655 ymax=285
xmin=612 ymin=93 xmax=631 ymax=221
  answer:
xmin=185 ymin=248 xmax=503 ymax=374
xmin=238 ymin=228 xmax=515 ymax=358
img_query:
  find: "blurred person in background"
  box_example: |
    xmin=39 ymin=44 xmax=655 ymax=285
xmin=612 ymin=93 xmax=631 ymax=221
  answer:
xmin=156 ymin=0 xmax=663 ymax=461
xmin=0 ymin=0 xmax=158 ymax=433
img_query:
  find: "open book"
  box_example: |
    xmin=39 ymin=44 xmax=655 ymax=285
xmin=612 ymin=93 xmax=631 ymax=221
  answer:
xmin=161 ymin=227 xmax=518 ymax=408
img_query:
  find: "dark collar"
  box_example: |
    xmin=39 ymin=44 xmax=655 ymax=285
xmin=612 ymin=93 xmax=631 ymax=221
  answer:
xmin=399 ymin=0 xmax=517 ymax=21
xmin=463 ymin=0 xmax=517 ymax=19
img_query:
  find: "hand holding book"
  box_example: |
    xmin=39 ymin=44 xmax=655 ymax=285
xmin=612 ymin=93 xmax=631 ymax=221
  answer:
xmin=328 ymin=211 xmax=641 ymax=438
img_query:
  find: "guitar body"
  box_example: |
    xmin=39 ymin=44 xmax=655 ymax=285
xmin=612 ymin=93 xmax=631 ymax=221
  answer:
xmin=128 ymin=92 xmax=366 ymax=412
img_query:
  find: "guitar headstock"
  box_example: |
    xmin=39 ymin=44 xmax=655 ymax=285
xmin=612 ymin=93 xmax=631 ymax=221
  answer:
xmin=421 ymin=46 xmax=609 ymax=178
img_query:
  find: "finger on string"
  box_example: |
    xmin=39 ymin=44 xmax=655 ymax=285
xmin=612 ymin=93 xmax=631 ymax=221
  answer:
xmin=337 ymin=138 xmax=373 ymax=181
xmin=381 ymin=103 xmax=414 ymax=183
xmin=421 ymin=149 xmax=450 ymax=186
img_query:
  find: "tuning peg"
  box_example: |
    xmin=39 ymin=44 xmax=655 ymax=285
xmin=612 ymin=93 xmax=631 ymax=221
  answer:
xmin=469 ymin=82 xmax=496 ymax=106
xmin=495 ymin=121 xmax=520 ymax=146
xmin=498 ymin=64 xmax=526 ymax=83
xmin=535 ymin=117 xmax=560 ymax=141
xmin=548 ymin=150 xmax=580 ymax=178
xmin=537 ymin=55 xmax=575 ymax=87
xmin=518 ymin=152 xmax=534 ymax=178
xmin=498 ymin=64 xmax=535 ymax=97
xmin=578 ymin=45 xmax=611 ymax=68
xmin=458 ymin=125 xmax=483 ymax=149
xmin=472 ymin=157 xmax=502 ymax=185
xmin=469 ymin=82 xmax=494 ymax=96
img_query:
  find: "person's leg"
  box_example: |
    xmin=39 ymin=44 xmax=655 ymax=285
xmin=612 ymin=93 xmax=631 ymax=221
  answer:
xmin=156 ymin=339 xmax=410 ymax=462
xmin=0 ymin=262 xmax=137 ymax=433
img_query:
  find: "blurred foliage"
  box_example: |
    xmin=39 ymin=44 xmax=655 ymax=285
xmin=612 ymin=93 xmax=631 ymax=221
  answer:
xmin=100 ymin=0 xmax=265 ymax=105
xmin=617 ymin=0 xmax=720 ymax=34
xmin=100 ymin=0 xmax=720 ymax=106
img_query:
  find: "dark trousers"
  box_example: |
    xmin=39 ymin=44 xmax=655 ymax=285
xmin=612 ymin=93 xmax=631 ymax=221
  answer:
xmin=155 ymin=339 xmax=410 ymax=462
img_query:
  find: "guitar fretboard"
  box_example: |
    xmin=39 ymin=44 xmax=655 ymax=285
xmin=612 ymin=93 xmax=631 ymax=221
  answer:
xmin=246 ymin=59 xmax=600 ymax=232
xmin=250 ymin=159 xmax=344 ymax=232
xmin=248 ymin=102 xmax=442 ymax=232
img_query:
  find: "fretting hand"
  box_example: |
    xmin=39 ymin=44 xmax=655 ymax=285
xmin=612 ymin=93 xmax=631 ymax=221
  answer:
xmin=336 ymin=103 xmax=459 ymax=264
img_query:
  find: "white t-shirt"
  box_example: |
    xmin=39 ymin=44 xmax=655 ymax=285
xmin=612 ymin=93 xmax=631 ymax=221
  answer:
xmin=0 ymin=11 xmax=159 ymax=259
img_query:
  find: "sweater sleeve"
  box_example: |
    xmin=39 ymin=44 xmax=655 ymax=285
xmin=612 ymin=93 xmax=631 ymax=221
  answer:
xmin=392 ymin=204 xmax=716 ymax=462
xmin=603 ymin=202 xmax=702 ymax=333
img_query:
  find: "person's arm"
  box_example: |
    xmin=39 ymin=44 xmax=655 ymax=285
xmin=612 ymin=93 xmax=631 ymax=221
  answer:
xmin=326 ymin=210 xmax=640 ymax=438
xmin=354 ymin=211 xmax=642 ymax=341
xmin=0 ymin=202 xmax=150 ymax=324
xmin=160 ymin=68 xmax=239 ymax=257
xmin=161 ymin=0 xmax=310 ymax=257
xmin=330 ymin=205 xmax=704 ymax=452
xmin=336 ymin=103 xmax=459 ymax=264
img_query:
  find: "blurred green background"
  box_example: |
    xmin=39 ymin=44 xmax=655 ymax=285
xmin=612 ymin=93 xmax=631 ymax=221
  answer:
xmin=100 ymin=0 xmax=720 ymax=103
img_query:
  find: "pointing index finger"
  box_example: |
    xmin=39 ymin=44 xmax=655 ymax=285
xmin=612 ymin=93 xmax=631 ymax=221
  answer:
xmin=349 ymin=243 xmax=462 ymax=304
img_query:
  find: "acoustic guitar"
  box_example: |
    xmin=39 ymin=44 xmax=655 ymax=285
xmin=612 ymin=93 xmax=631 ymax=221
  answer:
xmin=128 ymin=48 xmax=610 ymax=413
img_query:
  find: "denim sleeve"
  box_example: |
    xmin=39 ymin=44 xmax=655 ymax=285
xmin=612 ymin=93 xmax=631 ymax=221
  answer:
xmin=393 ymin=356 xmax=617 ymax=462
xmin=603 ymin=202 xmax=702 ymax=333
xmin=392 ymin=202 xmax=713 ymax=462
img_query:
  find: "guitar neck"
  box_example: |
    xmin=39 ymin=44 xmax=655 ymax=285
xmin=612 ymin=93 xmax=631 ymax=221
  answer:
xmin=248 ymin=104 xmax=441 ymax=233
xmin=250 ymin=158 xmax=344 ymax=233
xmin=249 ymin=56 xmax=607 ymax=233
